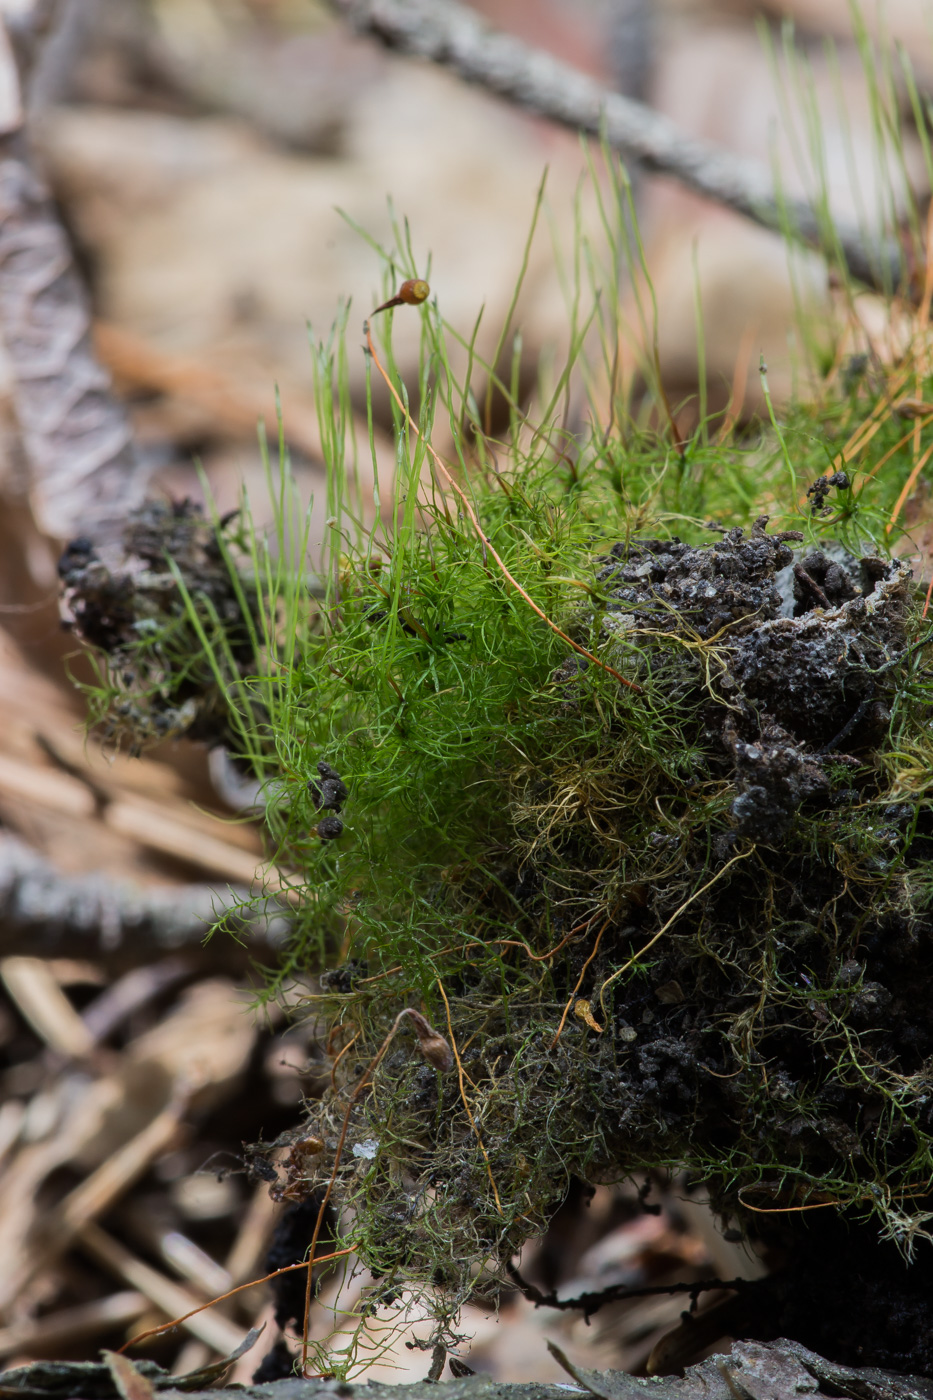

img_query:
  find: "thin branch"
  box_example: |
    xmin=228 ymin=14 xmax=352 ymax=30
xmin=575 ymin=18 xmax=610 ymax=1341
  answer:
xmin=0 ymin=831 xmax=284 ymax=956
xmin=506 ymin=1260 xmax=759 ymax=1321
xmin=331 ymin=0 xmax=900 ymax=291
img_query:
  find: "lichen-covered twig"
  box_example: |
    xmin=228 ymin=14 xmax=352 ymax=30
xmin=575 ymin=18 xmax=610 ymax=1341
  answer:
xmin=507 ymin=1259 xmax=756 ymax=1321
xmin=0 ymin=832 xmax=282 ymax=956
xmin=332 ymin=0 xmax=900 ymax=291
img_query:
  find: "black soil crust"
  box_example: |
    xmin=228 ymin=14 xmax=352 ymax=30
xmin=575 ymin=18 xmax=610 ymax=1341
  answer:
xmin=758 ymin=1209 xmax=933 ymax=1373
xmin=60 ymin=500 xmax=260 ymax=752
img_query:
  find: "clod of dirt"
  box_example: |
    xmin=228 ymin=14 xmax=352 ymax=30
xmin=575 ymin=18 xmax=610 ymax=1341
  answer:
xmin=598 ymin=518 xmax=910 ymax=837
xmin=598 ymin=515 xmax=805 ymax=641
xmin=59 ymin=500 xmax=259 ymax=752
xmin=728 ymin=553 xmax=908 ymax=750
xmin=725 ymin=717 xmax=829 ymax=842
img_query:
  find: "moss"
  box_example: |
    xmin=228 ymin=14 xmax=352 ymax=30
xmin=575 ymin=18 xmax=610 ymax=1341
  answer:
xmin=277 ymin=509 xmax=933 ymax=1292
xmin=67 ymin=407 xmax=933 ymax=1337
xmin=63 ymin=183 xmax=933 ymax=1369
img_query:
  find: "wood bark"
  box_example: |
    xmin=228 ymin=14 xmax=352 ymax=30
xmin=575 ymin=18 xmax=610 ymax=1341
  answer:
xmin=0 ymin=5 xmax=150 ymax=542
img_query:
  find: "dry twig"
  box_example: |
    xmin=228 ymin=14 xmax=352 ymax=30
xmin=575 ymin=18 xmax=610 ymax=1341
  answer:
xmin=333 ymin=0 xmax=900 ymax=291
xmin=0 ymin=832 xmax=281 ymax=956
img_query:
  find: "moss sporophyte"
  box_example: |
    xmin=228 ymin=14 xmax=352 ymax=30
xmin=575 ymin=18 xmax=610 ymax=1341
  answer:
xmin=64 ymin=247 xmax=933 ymax=1372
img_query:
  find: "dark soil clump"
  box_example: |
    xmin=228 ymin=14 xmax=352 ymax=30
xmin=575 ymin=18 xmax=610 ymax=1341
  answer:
xmin=60 ymin=500 xmax=260 ymax=752
xmin=765 ymin=1211 xmax=933 ymax=1373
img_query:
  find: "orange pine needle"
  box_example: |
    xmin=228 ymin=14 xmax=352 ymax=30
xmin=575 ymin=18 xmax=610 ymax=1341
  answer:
xmin=118 ymin=1247 xmax=355 ymax=1353
xmin=886 ymin=440 xmax=933 ymax=534
xmin=549 ymin=919 xmax=609 ymax=1049
xmin=858 ymin=416 xmax=933 ymax=487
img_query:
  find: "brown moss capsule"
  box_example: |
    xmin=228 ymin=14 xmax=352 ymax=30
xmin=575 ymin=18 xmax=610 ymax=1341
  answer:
xmin=372 ymin=279 xmax=431 ymax=316
xmin=404 ymin=1008 xmax=453 ymax=1072
xmin=398 ymin=278 xmax=429 ymax=304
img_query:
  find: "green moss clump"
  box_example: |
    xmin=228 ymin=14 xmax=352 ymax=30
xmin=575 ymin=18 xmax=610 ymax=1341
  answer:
xmin=263 ymin=472 xmax=933 ymax=1326
xmin=65 ymin=209 xmax=933 ymax=1369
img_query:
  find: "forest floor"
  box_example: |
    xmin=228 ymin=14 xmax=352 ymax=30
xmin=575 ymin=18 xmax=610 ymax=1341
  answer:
xmin=1 ymin=0 xmax=932 ymax=1388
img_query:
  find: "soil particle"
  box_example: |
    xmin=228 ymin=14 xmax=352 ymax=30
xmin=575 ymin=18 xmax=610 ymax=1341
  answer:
xmin=633 ymin=1037 xmax=700 ymax=1118
xmin=848 ymin=982 xmax=892 ymax=1025
xmin=309 ymin=761 xmax=349 ymax=812
xmin=725 ymin=718 xmax=828 ymax=842
xmin=600 ymin=522 xmax=910 ymax=837
xmin=806 ymin=469 xmax=850 ymax=514
xmin=597 ymin=516 xmax=803 ymax=640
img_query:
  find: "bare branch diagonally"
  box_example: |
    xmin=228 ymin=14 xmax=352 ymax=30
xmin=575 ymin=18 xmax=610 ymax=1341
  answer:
xmin=331 ymin=0 xmax=901 ymax=292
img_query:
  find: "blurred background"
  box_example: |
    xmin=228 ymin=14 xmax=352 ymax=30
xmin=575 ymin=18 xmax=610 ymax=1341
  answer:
xmin=0 ymin=0 xmax=929 ymax=1385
